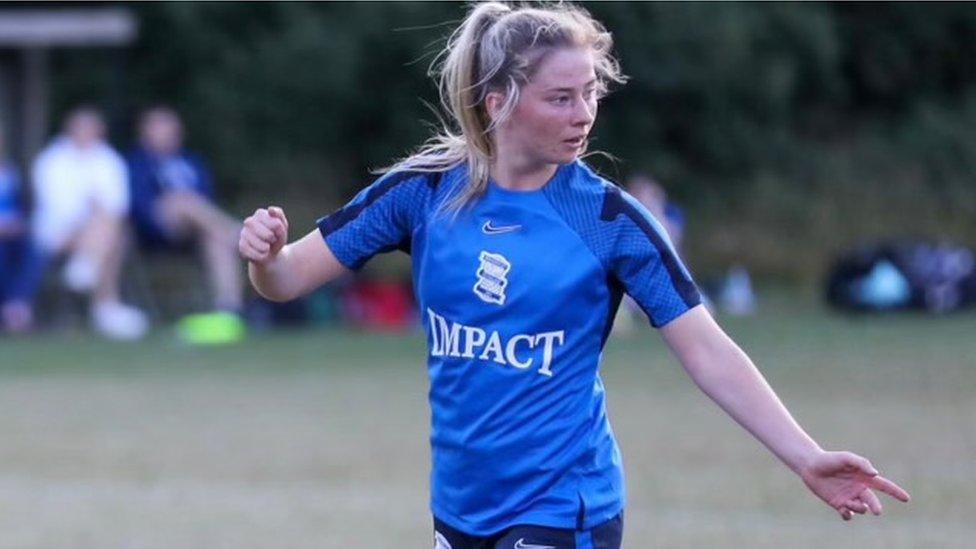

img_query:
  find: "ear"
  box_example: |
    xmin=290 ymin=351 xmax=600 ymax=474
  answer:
xmin=484 ymin=91 xmax=506 ymax=123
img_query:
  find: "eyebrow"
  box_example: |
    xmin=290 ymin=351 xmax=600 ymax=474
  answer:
xmin=545 ymin=79 xmax=598 ymax=93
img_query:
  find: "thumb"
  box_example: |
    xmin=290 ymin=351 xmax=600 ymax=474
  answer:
xmin=268 ymin=206 xmax=288 ymax=228
xmin=267 ymin=206 xmax=289 ymax=238
xmin=842 ymin=452 xmax=878 ymax=477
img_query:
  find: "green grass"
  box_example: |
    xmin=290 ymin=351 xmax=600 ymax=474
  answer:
xmin=0 ymin=294 xmax=973 ymax=548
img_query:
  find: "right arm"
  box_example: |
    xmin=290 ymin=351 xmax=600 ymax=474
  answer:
xmin=243 ymin=171 xmax=432 ymax=301
xmin=240 ymin=206 xmax=348 ymax=302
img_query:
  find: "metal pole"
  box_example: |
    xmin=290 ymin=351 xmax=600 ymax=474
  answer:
xmin=22 ymin=46 xmax=48 ymax=168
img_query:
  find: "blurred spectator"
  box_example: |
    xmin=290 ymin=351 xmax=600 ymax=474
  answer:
xmin=127 ymin=106 xmax=243 ymax=314
xmin=626 ymin=173 xmax=685 ymax=251
xmin=29 ymin=107 xmax=148 ymax=339
xmin=716 ymin=263 xmax=757 ymax=316
xmin=628 ymin=173 xmax=754 ymax=316
xmin=0 ymin=132 xmax=34 ymax=332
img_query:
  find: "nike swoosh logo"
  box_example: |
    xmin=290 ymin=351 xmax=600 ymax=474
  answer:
xmin=482 ymin=220 xmax=522 ymax=235
xmin=513 ymin=539 xmax=555 ymax=549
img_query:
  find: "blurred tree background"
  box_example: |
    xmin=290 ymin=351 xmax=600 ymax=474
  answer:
xmin=45 ymin=2 xmax=976 ymax=281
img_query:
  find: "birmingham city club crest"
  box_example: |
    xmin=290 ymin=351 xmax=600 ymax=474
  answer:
xmin=474 ymin=251 xmax=511 ymax=305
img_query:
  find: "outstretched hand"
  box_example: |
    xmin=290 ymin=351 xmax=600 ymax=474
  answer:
xmin=799 ymin=450 xmax=910 ymax=521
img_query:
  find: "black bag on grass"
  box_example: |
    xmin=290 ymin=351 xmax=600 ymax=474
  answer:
xmin=826 ymin=240 xmax=976 ymax=313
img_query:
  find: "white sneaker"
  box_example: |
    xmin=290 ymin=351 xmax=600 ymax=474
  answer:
xmin=63 ymin=254 xmax=99 ymax=293
xmin=91 ymin=301 xmax=149 ymax=340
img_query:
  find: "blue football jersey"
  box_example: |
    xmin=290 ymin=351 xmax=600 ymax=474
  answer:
xmin=317 ymin=160 xmax=701 ymax=535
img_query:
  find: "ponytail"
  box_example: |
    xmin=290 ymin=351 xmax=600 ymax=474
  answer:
xmin=380 ymin=2 xmax=625 ymax=212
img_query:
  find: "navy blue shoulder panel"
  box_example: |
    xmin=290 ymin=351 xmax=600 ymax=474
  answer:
xmin=317 ymin=170 xmax=439 ymax=240
xmin=600 ymin=185 xmax=700 ymax=309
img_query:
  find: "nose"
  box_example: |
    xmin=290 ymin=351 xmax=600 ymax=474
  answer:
xmin=573 ymin=96 xmax=595 ymax=127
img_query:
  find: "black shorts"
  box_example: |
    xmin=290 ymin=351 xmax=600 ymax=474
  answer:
xmin=433 ymin=513 xmax=623 ymax=549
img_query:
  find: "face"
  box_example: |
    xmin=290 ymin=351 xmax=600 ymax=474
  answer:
xmin=66 ymin=112 xmax=105 ymax=148
xmin=140 ymin=110 xmax=184 ymax=155
xmin=489 ymin=46 xmax=599 ymax=168
xmin=628 ymin=177 xmax=667 ymax=218
xmin=629 ymin=177 xmax=666 ymax=207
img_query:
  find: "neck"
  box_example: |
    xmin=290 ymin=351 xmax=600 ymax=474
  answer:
xmin=67 ymin=138 xmax=96 ymax=150
xmin=490 ymin=154 xmax=558 ymax=192
xmin=146 ymin=146 xmax=177 ymax=157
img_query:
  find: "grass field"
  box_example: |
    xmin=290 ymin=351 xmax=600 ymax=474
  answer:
xmin=0 ymin=294 xmax=973 ymax=548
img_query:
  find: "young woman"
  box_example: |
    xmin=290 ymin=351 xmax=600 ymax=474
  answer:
xmin=239 ymin=3 xmax=910 ymax=548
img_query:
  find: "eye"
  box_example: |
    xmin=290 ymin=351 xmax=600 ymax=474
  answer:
xmin=550 ymin=95 xmax=571 ymax=106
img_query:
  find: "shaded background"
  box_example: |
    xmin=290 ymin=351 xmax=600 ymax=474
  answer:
xmin=35 ymin=1 xmax=976 ymax=281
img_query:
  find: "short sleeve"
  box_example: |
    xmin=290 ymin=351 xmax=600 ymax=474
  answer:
xmin=605 ymin=188 xmax=701 ymax=328
xmin=316 ymin=171 xmax=432 ymax=270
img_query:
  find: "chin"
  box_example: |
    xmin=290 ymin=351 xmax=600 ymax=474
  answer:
xmin=539 ymin=151 xmax=572 ymax=165
xmin=555 ymin=152 xmax=580 ymax=165
xmin=529 ymin=148 xmax=577 ymax=167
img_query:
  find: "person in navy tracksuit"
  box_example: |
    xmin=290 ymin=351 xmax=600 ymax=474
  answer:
xmin=127 ymin=106 xmax=243 ymax=314
xmin=0 ymin=133 xmax=37 ymax=333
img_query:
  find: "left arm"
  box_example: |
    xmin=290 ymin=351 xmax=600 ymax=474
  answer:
xmin=660 ymin=305 xmax=910 ymax=520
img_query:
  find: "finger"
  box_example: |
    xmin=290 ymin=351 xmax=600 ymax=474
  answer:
xmin=264 ymin=218 xmax=287 ymax=242
xmin=845 ymin=499 xmax=868 ymax=515
xmin=842 ymin=452 xmax=878 ymax=476
xmin=240 ymin=242 xmax=268 ymax=263
xmin=869 ymin=475 xmax=910 ymax=502
xmin=240 ymin=237 xmax=268 ymax=257
xmin=268 ymin=206 xmax=289 ymax=230
xmin=269 ymin=219 xmax=287 ymax=241
xmin=251 ymin=208 xmax=269 ymax=223
xmin=861 ymin=489 xmax=883 ymax=516
xmin=245 ymin=219 xmax=276 ymax=242
xmin=251 ymin=208 xmax=281 ymax=231
xmin=838 ymin=507 xmax=852 ymax=521
xmin=244 ymin=233 xmax=271 ymax=254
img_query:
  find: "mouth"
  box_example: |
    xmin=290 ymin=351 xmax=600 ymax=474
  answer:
xmin=563 ymin=135 xmax=587 ymax=148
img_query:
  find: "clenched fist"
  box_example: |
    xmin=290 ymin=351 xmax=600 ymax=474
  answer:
xmin=239 ymin=206 xmax=289 ymax=265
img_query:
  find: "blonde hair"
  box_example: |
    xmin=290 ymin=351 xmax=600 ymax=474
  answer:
xmin=382 ymin=1 xmax=626 ymax=210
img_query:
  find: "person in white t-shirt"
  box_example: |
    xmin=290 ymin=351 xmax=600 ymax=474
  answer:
xmin=29 ymin=107 xmax=147 ymax=339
